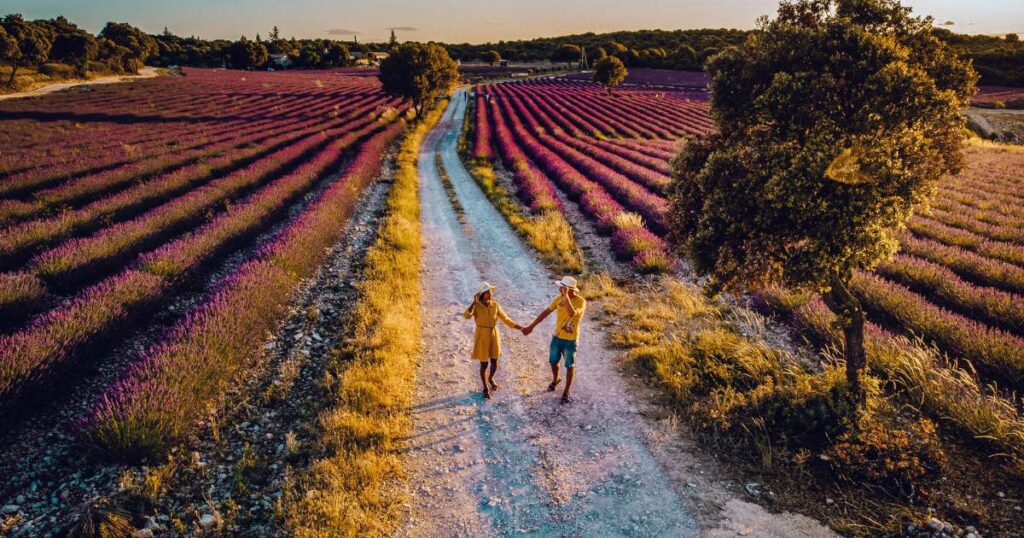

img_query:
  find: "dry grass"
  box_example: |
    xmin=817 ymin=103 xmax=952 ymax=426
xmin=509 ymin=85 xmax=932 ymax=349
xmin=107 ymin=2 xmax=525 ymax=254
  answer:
xmin=284 ymin=100 xmax=447 ymax=537
xmin=465 ymin=157 xmax=584 ymax=273
xmin=582 ymin=274 xmax=1024 ymax=534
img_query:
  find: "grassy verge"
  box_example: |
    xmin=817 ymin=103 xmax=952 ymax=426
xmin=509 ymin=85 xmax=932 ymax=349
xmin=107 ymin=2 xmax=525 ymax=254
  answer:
xmin=463 ymin=155 xmax=584 ymax=274
xmin=435 ymin=153 xmax=466 ymax=223
xmin=581 ymin=274 xmax=1022 ymax=535
xmin=284 ymin=100 xmax=447 ymax=536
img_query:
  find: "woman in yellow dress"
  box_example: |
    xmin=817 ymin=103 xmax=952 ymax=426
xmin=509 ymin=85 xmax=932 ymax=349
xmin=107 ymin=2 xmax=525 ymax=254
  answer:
xmin=464 ymin=282 xmax=523 ymax=399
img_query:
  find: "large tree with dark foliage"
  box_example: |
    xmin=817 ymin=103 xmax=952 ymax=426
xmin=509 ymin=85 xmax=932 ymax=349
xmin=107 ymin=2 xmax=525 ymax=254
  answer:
xmin=1 ymin=14 xmax=52 ymax=86
xmin=228 ymin=36 xmax=269 ymax=69
xmin=99 ymin=22 xmax=157 ymax=73
xmin=592 ymin=56 xmax=627 ymax=94
xmin=551 ymin=43 xmax=582 ymax=67
xmin=40 ymin=17 xmax=99 ymax=77
xmin=667 ymin=0 xmax=976 ymax=404
xmin=378 ymin=42 xmax=457 ymax=117
xmin=480 ymin=49 xmax=501 ymax=66
xmin=323 ymin=41 xmax=350 ymax=68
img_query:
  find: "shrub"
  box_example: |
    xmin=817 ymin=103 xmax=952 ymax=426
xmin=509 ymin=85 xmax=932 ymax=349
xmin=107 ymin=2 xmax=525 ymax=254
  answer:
xmin=829 ymin=413 xmax=946 ymax=499
xmin=39 ymin=62 xmax=76 ymax=78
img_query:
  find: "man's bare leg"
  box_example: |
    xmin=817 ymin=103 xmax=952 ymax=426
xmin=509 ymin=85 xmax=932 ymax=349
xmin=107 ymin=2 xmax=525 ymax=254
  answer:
xmin=488 ymin=359 xmax=499 ymax=390
xmin=479 ymin=362 xmax=491 ymax=398
xmin=548 ymin=363 xmax=561 ymax=391
xmin=561 ymin=366 xmax=575 ymax=403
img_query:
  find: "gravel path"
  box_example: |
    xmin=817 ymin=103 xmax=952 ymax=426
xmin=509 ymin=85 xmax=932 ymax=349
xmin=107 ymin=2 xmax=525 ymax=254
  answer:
xmin=0 ymin=67 xmax=159 ymax=101
xmin=399 ymin=90 xmax=836 ymax=537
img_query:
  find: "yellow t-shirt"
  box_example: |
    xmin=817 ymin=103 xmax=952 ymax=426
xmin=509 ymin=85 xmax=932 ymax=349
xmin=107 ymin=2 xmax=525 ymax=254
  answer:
xmin=549 ymin=294 xmax=586 ymax=341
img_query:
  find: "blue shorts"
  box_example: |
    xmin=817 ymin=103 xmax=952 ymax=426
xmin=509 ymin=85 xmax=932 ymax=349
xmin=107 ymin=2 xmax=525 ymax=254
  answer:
xmin=549 ymin=337 xmax=577 ymax=368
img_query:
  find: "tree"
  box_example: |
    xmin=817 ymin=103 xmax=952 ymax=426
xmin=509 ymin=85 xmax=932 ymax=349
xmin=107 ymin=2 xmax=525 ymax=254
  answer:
xmin=592 ymin=56 xmax=627 ymax=94
xmin=228 ymin=37 xmax=269 ymax=69
xmin=480 ymin=49 xmax=501 ymax=65
xmin=0 ymin=26 xmax=16 ymax=80
xmin=591 ymin=46 xmax=608 ymax=63
xmin=1 ymin=15 xmax=52 ymax=87
xmin=36 ymin=16 xmax=96 ymax=76
xmin=51 ymin=32 xmax=98 ymax=77
xmin=389 ymin=29 xmax=399 ymax=50
xmin=270 ymin=26 xmax=280 ymax=41
xmin=378 ymin=42 xmax=458 ymax=117
xmin=297 ymin=44 xmax=321 ymax=67
xmin=673 ymin=44 xmax=698 ymax=70
xmin=551 ymin=43 xmax=581 ymax=67
xmin=1007 ymin=33 xmax=1020 ymax=43
xmin=323 ymin=41 xmax=350 ymax=68
xmin=667 ymin=0 xmax=976 ymax=405
xmin=96 ymin=38 xmax=130 ymax=73
xmin=98 ymin=22 xmax=157 ymax=73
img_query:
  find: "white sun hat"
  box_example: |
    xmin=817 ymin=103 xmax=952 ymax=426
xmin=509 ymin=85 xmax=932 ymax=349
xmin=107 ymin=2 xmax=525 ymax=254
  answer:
xmin=477 ymin=282 xmax=497 ymax=294
xmin=554 ymin=276 xmax=579 ymax=291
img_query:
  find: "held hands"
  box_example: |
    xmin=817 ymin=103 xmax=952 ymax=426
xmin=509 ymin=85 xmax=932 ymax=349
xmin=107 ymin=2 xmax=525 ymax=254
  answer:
xmin=521 ymin=325 xmax=533 ymax=336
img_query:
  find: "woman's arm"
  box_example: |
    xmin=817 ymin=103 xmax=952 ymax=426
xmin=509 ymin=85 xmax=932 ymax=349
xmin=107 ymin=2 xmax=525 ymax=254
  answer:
xmin=463 ymin=294 xmax=478 ymax=319
xmin=497 ymin=305 xmax=522 ymax=330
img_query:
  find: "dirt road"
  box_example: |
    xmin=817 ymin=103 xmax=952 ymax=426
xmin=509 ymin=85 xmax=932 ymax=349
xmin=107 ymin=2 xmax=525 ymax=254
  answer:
xmin=399 ymin=89 xmax=836 ymax=537
xmin=0 ymin=67 xmax=159 ymax=101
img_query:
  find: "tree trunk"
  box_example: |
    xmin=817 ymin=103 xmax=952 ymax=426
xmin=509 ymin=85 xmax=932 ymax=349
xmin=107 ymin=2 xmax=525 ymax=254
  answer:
xmin=823 ymin=274 xmax=867 ymax=406
xmin=7 ymin=64 xmax=17 ymax=88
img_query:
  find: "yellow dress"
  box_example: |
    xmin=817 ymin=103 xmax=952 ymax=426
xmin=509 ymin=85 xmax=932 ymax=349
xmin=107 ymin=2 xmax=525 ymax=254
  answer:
xmin=464 ymin=299 xmax=518 ymax=361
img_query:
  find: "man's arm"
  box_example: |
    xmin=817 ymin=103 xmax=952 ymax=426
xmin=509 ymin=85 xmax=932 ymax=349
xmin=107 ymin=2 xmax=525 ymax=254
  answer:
xmin=523 ymin=307 xmax=554 ymax=335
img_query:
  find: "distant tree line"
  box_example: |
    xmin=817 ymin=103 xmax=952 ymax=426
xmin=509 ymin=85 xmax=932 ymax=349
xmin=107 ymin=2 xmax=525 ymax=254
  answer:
xmin=152 ymin=28 xmax=358 ymax=70
xmin=932 ymin=28 xmax=1024 ymax=86
xmin=2 ymin=13 xmax=1022 ymax=85
xmin=444 ymin=29 xmax=748 ymax=71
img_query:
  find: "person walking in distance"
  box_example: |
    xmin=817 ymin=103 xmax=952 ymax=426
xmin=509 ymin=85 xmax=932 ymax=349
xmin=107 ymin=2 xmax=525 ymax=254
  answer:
xmin=464 ymin=282 xmax=524 ymax=399
xmin=522 ymin=276 xmax=586 ymax=404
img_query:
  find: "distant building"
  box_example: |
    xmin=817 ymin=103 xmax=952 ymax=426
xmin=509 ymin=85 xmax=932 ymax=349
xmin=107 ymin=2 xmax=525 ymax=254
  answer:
xmin=351 ymin=51 xmax=389 ymax=66
xmin=269 ymin=53 xmax=291 ymax=68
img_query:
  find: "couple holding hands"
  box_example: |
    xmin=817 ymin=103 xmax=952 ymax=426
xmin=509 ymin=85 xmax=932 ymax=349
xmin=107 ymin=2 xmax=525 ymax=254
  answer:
xmin=463 ymin=276 xmax=586 ymax=403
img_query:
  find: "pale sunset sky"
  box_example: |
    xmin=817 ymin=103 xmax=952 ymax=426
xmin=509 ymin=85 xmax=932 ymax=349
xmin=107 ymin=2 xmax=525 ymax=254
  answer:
xmin=0 ymin=0 xmax=1020 ymax=43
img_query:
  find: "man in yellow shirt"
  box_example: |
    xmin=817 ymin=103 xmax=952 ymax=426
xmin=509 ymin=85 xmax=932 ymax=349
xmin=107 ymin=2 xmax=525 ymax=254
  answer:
xmin=523 ymin=276 xmax=586 ymax=404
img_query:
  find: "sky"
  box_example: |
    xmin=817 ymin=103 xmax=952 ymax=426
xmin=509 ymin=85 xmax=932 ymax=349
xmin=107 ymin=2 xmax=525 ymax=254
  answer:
xmin=0 ymin=0 xmax=1020 ymax=43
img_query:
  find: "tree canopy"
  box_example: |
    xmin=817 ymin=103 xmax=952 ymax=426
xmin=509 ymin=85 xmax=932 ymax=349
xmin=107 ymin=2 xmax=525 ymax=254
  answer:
xmin=1 ymin=14 xmax=52 ymax=86
xmin=551 ymin=43 xmax=582 ymax=66
xmin=592 ymin=56 xmax=627 ymax=94
xmin=98 ymin=22 xmax=157 ymax=73
xmin=480 ymin=49 xmax=501 ymax=65
xmin=667 ymin=0 xmax=976 ymax=401
xmin=378 ymin=42 xmax=458 ymax=116
xmin=228 ymin=36 xmax=269 ymax=69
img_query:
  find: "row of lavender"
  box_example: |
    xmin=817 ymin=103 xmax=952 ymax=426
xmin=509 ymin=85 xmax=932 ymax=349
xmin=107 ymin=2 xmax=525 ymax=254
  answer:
xmin=0 ymin=76 xmax=395 ymax=329
xmin=473 ymin=80 xmax=694 ymax=272
xmin=81 ymin=121 xmax=406 ymax=461
xmin=0 ymin=70 xmax=407 ymax=462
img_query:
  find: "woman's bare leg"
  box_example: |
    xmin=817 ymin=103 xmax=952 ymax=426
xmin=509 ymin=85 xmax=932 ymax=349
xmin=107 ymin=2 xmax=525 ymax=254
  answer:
xmin=488 ymin=359 xmax=499 ymax=390
xmin=479 ymin=362 xmax=491 ymax=398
